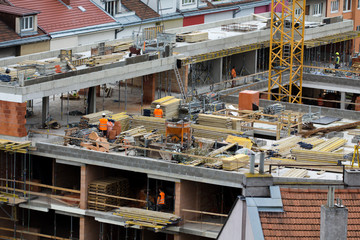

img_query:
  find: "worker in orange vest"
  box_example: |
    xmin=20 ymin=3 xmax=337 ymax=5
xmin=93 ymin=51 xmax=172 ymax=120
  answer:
xmin=99 ymin=113 xmax=108 ymax=136
xmin=231 ymin=66 xmax=236 ymax=88
xmin=317 ymin=94 xmax=324 ymax=107
xmin=157 ymin=188 xmax=165 ymax=211
xmin=154 ymin=105 xmax=163 ymax=118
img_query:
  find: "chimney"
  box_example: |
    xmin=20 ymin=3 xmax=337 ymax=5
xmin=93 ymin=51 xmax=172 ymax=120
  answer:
xmin=63 ymin=0 xmax=70 ymax=5
xmin=320 ymin=186 xmax=348 ymax=240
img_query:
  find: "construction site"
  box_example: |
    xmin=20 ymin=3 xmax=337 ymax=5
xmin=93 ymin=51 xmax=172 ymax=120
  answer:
xmin=2 ymin=2 xmax=360 ymax=240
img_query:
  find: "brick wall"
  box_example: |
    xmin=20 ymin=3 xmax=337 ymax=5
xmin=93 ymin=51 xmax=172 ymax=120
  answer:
xmin=0 ymin=101 xmax=27 ymax=137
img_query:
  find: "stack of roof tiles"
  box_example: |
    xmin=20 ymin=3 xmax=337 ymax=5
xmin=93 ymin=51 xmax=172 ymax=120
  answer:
xmin=259 ymin=188 xmax=360 ymax=239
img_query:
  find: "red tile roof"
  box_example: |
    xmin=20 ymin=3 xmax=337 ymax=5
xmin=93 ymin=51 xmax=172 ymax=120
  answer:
xmin=0 ymin=4 xmax=39 ymax=16
xmin=0 ymin=19 xmax=20 ymax=42
xmin=259 ymin=188 xmax=360 ymax=239
xmin=121 ymin=0 xmax=160 ymax=20
xmin=7 ymin=0 xmax=116 ymax=33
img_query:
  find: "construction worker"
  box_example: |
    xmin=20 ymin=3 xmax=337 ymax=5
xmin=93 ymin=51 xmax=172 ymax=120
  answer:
xmin=157 ymin=188 xmax=165 ymax=211
xmin=154 ymin=105 xmax=163 ymax=118
xmin=99 ymin=113 xmax=108 ymax=136
xmin=231 ymin=66 xmax=237 ymax=88
xmin=335 ymin=52 xmax=340 ymax=69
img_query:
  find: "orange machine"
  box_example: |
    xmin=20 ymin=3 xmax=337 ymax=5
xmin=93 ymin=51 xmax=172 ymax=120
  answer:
xmin=165 ymin=119 xmax=192 ymax=148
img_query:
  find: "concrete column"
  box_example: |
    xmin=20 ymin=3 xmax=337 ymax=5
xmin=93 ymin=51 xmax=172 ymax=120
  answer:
xmin=143 ymin=74 xmax=156 ymax=103
xmin=87 ymin=87 xmax=96 ymax=113
xmin=340 ymin=91 xmax=346 ymax=110
xmin=210 ymin=58 xmax=223 ymax=83
xmin=79 ymin=216 xmax=99 ymax=240
xmin=42 ymin=96 xmax=49 ymax=127
xmin=80 ymin=165 xmax=104 ymax=209
xmin=320 ymin=205 xmax=348 ymax=240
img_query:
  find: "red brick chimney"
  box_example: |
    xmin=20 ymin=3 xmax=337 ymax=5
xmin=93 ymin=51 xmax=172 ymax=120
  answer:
xmin=63 ymin=0 xmax=70 ymax=5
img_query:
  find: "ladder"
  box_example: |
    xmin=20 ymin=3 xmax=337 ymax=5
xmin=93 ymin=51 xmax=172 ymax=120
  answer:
xmin=173 ymin=65 xmax=187 ymax=100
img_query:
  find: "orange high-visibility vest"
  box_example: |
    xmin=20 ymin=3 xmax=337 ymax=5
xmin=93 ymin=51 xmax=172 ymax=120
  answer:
xmin=154 ymin=108 xmax=163 ymax=118
xmin=157 ymin=192 xmax=165 ymax=205
xmin=99 ymin=118 xmax=108 ymax=130
xmin=318 ymin=98 xmax=324 ymax=106
xmin=231 ymin=68 xmax=236 ymax=78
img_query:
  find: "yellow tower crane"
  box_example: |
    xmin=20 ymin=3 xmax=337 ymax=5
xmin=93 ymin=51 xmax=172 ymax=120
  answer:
xmin=268 ymin=0 xmax=306 ymax=103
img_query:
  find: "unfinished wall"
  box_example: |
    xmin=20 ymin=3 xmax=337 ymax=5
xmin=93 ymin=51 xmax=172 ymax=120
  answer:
xmin=20 ymin=41 xmax=50 ymax=56
xmin=0 ymin=101 xmax=27 ymax=137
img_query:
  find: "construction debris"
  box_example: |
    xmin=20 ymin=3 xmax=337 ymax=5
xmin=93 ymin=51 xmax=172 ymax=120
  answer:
xmin=301 ymin=121 xmax=360 ymax=137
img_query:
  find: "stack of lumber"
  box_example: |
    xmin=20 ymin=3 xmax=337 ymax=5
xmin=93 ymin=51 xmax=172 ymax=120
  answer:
xmin=113 ymin=207 xmax=181 ymax=231
xmin=197 ymin=114 xmax=232 ymax=129
xmin=109 ymin=40 xmax=133 ymax=53
xmin=132 ymin=116 xmax=166 ymax=135
xmin=311 ymin=137 xmax=347 ymax=152
xmin=291 ymin=149 xmax=345 ymax=164
xmin=272 ymin=136 xmax=302 ymax=156
xmin=226 ymin=135 xmax=253 ymax=149
xmin=221 ymin=154 xmax=249 ymax=171
xmin=79 ymin=110 xmax=113 ymax=129
xmin=109 ymin=113 xmax=130 ymax=131
xmin=151 ymin=96 xmax=181 ymax=119
xmin=177 ymin=31 xmax=208 ymax=43
xmin=88 ymin=53 xmax=125 ymax=66
xmin=80 ymin=131 xmax=110 ymax=152
xmin=116 ymin=126 xmax=148 ymax=143
xmin=88 ymin=177 xmax=129 ymax=211
xmin=281 ymin=168 xmax=309 ymax=178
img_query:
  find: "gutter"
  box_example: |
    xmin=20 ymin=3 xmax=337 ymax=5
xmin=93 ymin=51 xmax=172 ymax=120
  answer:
xmin=0 ymin=35 xmax=50 ymax=48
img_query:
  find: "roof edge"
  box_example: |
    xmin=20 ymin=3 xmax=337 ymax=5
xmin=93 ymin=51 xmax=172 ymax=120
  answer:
xmin=49 ymin=22 xmax=122 ymax=38
xmin=0 ymin=34 xmax=50 ymax=48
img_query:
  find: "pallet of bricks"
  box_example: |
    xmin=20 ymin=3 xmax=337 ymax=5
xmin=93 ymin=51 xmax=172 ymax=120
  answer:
xmin=88 ymin=177 xmax=129 ymax=211
xmin=151 ymin=96 xmax=181 ymax=119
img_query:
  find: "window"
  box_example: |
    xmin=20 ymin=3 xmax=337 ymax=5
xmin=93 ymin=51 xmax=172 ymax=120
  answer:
xmin=356 ymin=25 xmax=360 ymax=31
xmin=313 ymin=3 xmax=323 ymax=16
xmin=331 ymin=0 xmax=339 ymax=12
xmin=343 ymin=0 xmax=352 ymax=11
xmin=182 ymin=0 xmax=195 ymax=5
xmin=358 ymin=0 xmax=360 ymax=9
xmin=295 ymin=8 xmax=301 ymax=15
xmin=105 ymin=0 xmax=118 ymax=16
xmin=21 ymin=16 xmax=34 ymax=31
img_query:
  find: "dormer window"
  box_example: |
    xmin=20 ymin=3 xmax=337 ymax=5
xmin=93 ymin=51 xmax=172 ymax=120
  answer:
xmin=105 ymin=0 xmax=119 ymax=16
xmin=21 ymin=16 xmax=34 ymax=31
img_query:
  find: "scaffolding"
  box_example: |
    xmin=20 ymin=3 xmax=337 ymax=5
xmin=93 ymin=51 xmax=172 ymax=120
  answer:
xmin=268 ymin=0 xmax=305 ymax=104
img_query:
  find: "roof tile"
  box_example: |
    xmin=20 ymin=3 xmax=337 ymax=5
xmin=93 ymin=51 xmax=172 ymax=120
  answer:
xmin=121 ymin=0 xmax=159 ymax=20
xmin=0 ymin=4 xmax=39 ymax=16
xmin=7 ymin=0 xmax=116 ymax=33
xmin=259 ymin=188 xmax=360 ymax=239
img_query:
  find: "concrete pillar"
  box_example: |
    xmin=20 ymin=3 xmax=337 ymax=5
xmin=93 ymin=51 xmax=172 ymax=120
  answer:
xmin=80 ymin=165 xmax=104 ymax=209
xmin=42 ymin=96 xmax=49 ymax=128
xmin=210 ymin=58 xmax=223 ymax=83
xmin=340 ymin=91 xmax=346 ymax=110
xmin=87 ymin=87 xmax=96 ymax=113
xmin=79 ymin=216 xmax=99 ymax=240
xmin=320 ymin=205 xmax=348 ymax=240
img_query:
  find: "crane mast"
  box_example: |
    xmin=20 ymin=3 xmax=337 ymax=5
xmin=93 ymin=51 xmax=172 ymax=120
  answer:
xmin=268 ymin=0 xmax=306 ymax=103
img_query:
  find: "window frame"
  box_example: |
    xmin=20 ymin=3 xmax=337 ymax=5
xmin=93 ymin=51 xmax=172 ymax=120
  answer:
xmin=105 ymin=0 xmax=118 ymax=16
xmin=312 ymin=3 xmax=323 ymax=16
xmin=343 ymin=0 xmax=352 ymax=12
xmin=21 ymin=16 xmax=34 ymax=31
xmin=331 ymin=0 xmax=339 ymax=12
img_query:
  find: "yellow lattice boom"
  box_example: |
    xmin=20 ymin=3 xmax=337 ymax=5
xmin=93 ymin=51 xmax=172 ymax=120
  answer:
xmin=268 ymin=0 xmax=305 ymax=103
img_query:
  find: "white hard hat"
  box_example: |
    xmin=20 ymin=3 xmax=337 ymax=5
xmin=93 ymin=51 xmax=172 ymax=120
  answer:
xmin=156 ymin=105 xmax=160 ymax=109
xmin=102 ymin=113 xmax=106 ymax=116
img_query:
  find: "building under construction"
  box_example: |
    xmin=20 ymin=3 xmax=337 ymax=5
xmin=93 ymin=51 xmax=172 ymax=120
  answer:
xmin=1 ymin=9 xmax=360 ymax=240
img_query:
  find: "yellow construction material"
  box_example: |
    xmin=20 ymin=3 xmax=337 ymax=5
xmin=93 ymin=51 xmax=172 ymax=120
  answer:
xmin=226 ymin=135 xmax=253 ymax=149
xmin=312 ymin=137 xmax=347 ymax=152
xmin=221 ymin=154 xmax=249 ymax=171
xmin=351 ymin=144 xmax=360 ymax=168
xmin=291 ymin=149 xmax=345 ymax=164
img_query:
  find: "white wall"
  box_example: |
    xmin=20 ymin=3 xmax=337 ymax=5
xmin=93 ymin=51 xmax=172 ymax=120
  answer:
xmin=159 ymin=0 xmax=177 ymax=14
xmin=50 ymin=36 xmax=78 ymax=50
xmin=178 ymin=0 xmax=198 ymax=11
xmin=205 ymin=11 xmax=233 ymax=23
xmin=78 ymin=30 xmax=115 ymax=46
